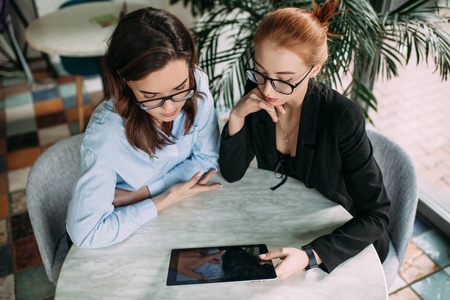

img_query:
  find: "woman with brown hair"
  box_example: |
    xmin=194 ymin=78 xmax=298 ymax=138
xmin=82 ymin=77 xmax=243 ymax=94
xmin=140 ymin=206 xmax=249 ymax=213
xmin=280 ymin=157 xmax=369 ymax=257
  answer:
xmin=219 ymin=0 xmax=390 ymax=279
xmin=67 ymin=7 xmax=221 ymax=248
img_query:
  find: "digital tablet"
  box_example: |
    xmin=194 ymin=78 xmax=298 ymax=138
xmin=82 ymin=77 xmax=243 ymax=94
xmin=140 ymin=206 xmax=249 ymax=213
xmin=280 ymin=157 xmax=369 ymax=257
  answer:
xmin=166 ymin=244 xmax=277 ymax=286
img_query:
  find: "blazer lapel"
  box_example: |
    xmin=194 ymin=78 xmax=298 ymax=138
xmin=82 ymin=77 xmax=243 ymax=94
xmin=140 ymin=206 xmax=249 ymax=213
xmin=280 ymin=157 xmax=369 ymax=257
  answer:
xmin=295 ymin=85 xmax=321 ymax=186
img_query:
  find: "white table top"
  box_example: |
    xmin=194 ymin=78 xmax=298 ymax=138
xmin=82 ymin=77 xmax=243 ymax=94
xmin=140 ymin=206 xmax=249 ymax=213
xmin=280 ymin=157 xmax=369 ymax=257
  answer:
xmin=25 ymin=2 xmax=144 ymax=57
xmin=55 ymin=168 xmax=388 ymax=300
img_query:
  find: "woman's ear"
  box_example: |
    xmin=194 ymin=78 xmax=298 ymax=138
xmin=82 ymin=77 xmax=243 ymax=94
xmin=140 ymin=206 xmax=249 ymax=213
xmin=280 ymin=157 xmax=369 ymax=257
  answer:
xmin=311 ymin=64 xmax=322 ymax=78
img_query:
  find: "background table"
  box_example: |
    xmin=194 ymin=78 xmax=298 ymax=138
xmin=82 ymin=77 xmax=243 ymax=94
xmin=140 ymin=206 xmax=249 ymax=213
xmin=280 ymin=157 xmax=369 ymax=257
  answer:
xmin=25 ymin=2 xmax=143 ymax=132
xmin=55 ymin=168 xmax=388 ymax=299
xmin=25 ymin=2 xmax=144 ymax=56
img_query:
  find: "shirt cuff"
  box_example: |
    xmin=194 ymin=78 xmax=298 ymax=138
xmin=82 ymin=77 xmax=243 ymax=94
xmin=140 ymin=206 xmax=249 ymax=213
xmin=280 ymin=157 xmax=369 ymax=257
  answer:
xmin=147 ymin=177 xmax=166 ymax=197
xmin=135 ymin=199 xmax=158 ymax=224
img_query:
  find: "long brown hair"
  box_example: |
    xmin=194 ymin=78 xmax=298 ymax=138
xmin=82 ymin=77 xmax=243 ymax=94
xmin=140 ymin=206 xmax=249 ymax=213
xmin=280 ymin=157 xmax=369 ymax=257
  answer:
xmin=103 ymin=8 xmax=198 ymax=156
xmin=254 ymin=0 xmax=344 ymax=66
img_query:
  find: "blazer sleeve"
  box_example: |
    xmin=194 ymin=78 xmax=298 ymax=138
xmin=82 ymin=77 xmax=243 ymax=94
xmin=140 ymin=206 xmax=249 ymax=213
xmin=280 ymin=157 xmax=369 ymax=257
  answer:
xmin=219 ymin=118 xmax=256 ymax=182
xmin=219 ymin=80 xmax=258 ymax=182
xmin=309 ymin=103 xmax=390 ymax=273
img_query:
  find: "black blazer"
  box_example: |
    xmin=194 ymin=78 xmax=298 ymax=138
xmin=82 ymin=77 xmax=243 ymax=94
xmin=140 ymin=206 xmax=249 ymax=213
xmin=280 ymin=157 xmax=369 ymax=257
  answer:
xmin=219 ymin=81 xmax=390 ymax=273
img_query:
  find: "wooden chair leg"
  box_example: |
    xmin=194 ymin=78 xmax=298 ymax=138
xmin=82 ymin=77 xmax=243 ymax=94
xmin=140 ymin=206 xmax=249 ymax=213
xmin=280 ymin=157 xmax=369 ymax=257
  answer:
xmin=75 ymin=75 xmax=84 ymax=133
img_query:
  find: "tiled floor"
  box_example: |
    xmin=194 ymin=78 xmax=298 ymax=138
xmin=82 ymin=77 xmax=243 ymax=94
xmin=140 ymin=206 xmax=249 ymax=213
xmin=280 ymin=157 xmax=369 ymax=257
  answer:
xmin=388 ymin=219 xmax=450 ymax=299
xmin=0 ymin=66 xmax=103 ymax=299
xmin=1 ymin=58 xmax=449 ymax=299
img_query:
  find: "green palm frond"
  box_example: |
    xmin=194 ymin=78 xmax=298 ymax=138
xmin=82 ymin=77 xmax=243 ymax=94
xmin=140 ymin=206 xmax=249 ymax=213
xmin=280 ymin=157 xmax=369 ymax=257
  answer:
xmin=193 ymin=1 xmax=271 ymax=108
xmin=171 ymin=0 xmax=450 ymax=118
xmin=380 ymin=1 xmax=450 ymax=81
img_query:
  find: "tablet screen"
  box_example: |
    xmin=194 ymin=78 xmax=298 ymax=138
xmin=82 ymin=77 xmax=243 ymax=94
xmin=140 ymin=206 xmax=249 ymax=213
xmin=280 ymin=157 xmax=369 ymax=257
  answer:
xmin=166 ymin=244 xmax=277 ymax=286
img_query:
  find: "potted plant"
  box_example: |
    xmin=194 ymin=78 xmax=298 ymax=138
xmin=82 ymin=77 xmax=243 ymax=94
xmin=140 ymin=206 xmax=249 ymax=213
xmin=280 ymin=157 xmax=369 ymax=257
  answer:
xmin=170 ymin=0 xmax=450 ymax=118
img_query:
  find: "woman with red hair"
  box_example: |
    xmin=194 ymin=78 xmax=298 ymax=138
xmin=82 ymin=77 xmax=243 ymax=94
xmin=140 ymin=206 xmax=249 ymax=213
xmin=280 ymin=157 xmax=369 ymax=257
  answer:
xmin=219 ymin=0 xmax=390 ymax=279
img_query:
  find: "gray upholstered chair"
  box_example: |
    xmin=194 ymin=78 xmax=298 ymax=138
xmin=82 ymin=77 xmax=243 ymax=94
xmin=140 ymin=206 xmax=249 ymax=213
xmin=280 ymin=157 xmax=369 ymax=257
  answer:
xmin=366 ymin=129 xmax=418 ymax=288
xmin=26 ymin=134 xmax=84 ymax=283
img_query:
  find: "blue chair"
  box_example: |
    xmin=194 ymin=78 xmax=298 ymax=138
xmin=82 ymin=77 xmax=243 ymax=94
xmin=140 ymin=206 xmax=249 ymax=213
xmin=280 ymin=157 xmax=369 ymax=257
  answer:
xmin=58 ymin=0 xmax=110 ymax=132
xmin=367 ymin=129 xmax=418 ymax=288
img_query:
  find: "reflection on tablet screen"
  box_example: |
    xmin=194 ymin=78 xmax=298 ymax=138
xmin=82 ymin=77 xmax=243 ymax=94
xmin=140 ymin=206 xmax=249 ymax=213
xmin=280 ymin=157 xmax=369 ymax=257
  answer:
xmin=167 ymin=244 xmax=277 ymax=286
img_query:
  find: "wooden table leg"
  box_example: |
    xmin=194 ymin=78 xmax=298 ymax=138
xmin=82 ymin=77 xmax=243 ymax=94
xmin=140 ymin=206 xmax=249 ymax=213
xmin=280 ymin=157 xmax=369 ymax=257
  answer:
xmin=75 ymin=75 xmax=84 ymax=133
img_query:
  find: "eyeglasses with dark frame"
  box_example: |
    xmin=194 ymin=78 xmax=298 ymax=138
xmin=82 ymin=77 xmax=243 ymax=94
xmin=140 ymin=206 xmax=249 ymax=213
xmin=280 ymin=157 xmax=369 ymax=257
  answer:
xmin=244 ymin=52 xmax=314 ymax=95
xmin=131 ymin=84 xmax=197 ymax=110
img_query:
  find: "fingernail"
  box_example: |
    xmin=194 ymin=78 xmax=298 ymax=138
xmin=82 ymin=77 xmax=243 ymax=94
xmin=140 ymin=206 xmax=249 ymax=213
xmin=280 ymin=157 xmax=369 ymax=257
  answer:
xmin=197 ymin=171 xmax=204 ymax=177
xmin=260 ymin=253 xmax=266 ymax=257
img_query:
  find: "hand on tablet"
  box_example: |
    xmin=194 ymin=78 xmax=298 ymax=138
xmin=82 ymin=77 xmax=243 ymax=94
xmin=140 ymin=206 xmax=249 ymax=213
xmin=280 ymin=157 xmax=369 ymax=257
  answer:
xmin=177 ymin=249 xmax=226 ymax=281
xmin=152 ymin=169 xmax=222 ymax=213
xmin=259 ymin=247 xmax=310 ymax=279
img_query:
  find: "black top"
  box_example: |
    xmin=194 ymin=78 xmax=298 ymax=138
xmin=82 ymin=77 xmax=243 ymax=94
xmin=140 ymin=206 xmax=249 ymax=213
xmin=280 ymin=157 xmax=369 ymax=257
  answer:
xmin=269 ymin=150 xmax=296 ymax=190
xmin=219 ymin=80 xmax=390 ymax=273
xmin=276 ymin=150 xmax=296 ymax=177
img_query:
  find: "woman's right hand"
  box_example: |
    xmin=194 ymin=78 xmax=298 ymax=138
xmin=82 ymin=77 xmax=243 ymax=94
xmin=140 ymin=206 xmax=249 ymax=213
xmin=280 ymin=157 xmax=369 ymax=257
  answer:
xmin=228 ymin=88 xmax=284 ymax=136
xmin=152 ymin=169 xmax=222 ymax=213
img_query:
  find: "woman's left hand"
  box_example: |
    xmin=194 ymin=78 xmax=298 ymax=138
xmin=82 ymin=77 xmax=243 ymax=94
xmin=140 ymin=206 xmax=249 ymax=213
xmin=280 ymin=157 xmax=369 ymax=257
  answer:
xmin=259 ymin=247 xmax=309 ymax=279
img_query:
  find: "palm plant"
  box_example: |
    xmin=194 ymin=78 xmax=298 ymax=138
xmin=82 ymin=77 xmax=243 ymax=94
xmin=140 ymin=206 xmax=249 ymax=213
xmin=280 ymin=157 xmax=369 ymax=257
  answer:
xmin=171 ymin=0 xmax=450 ymax=117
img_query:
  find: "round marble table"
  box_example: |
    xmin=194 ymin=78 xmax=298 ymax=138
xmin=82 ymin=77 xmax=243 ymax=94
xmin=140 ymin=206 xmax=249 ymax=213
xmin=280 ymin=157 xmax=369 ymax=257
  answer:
xmin=55 ymin=168 xmax=388 ymax=299
xmin=25 ymin=2 xmax=144 ymax=132
xmin=25 ymin=2 xmax=143 ymax=57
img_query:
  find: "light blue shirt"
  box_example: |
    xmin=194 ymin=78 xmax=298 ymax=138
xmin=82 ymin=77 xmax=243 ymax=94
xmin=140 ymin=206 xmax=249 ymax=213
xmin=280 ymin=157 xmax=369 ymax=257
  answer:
xmin=66 ymin=69 xmax=220 ymax=248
